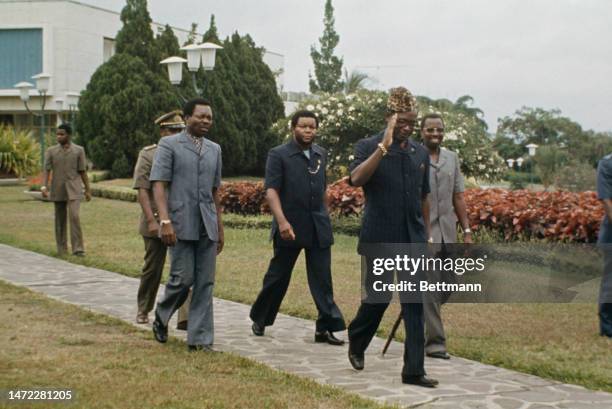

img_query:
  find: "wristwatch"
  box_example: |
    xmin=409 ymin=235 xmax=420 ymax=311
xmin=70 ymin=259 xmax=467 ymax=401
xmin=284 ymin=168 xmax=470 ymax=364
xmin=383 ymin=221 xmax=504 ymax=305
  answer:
xmin=160 ymin=219 xmax=172 ymax=226
xmin=377 ymin=143 xmax=388 ymax=157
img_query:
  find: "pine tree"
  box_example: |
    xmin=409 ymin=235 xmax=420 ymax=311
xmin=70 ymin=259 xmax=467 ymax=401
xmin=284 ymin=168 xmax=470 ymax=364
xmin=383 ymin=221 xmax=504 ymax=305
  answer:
xmin=76 ymin=0 xmax=177 ymax=177
xmin=156 ymin=24 xmax=180 ymax=60
xmin=115 ymin=0 xmax=160 ymax=72
xmin=192 ymin=16 xmax=284 ymax=175
xmin=75 ymin=54 xmax=176 ymax=177
xmin=309 ymin=0 xmax=344 ymax=93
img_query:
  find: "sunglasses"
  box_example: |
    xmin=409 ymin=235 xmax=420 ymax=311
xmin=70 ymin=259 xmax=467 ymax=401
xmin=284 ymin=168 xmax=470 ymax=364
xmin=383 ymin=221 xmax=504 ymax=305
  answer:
xmin=423 ymin=127 xmax=445 ymax=133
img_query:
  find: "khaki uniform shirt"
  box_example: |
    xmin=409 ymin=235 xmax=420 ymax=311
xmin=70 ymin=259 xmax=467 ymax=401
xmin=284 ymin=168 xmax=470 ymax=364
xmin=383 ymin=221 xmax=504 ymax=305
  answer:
xmin=132 ymin=144 xmax=159 ymax=237
xmin=44 ymin=143 xmax=87 ymax=202
xmin=428 ymin=147 xmax=465 ymax=243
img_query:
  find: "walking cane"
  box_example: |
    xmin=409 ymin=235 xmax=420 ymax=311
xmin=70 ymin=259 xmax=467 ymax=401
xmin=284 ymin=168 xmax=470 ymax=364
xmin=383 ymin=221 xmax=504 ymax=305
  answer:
xmin=381 ymin=312 xmax=403 ymax=356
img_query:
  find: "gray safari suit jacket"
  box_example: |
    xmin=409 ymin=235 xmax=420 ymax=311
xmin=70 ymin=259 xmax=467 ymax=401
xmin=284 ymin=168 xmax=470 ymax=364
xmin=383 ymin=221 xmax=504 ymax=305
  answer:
xmin=149 ymin=131 xmax=222 ymax=241
xmin=428 ymin=147 xmax=464 ymax=244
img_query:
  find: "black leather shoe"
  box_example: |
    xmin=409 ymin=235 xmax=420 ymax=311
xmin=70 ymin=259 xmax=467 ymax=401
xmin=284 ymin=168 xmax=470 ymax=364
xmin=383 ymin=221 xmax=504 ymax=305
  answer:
xmin=176 ymin=320 xmax=188 ymax=331
xmin=427 ymin=351 xmax=451 ymax=360
xmin=152 ymin=314 xmax=168 ymax=343
xmin=315 ymin=331 xmax=345 ymax=346
xmin=401 ymin=375 xmax=439 ymax=388
xmin=251 ymin=322 xmax=265 ymax=336
xmin=348 ymin=350 xmax=364 ymax=370
xmin=188 ymin=344 xmax=214 ymax=352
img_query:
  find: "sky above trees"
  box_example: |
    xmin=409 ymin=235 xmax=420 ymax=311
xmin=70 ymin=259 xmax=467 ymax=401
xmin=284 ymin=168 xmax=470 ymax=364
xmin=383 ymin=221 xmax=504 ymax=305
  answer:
xmin=81 ymin=0 xmax=612 ymax=133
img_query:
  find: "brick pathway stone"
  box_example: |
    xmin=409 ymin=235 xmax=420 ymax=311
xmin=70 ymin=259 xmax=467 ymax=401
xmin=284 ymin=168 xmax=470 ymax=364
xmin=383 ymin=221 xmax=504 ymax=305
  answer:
xmin=1 ymin=243 xmax=610 ymax=408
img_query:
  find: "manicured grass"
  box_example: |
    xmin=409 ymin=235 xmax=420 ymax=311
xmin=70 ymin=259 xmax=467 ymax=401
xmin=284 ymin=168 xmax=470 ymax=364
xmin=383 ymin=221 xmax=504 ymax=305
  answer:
xmin=0 ymin=185 xmax=610 ymax=392
xmin=0 ymin=281 xmax=392 ymax=409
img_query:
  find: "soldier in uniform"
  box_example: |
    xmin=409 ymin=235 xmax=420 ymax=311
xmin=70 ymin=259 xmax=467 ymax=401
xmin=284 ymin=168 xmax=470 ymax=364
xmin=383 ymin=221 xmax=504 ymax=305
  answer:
xmin=41 ymin=123 xmax=91 ymax=256
xmin=132 ymin=111 xmax=191 ymax=327
xmin=596 ymin=153 xmax=612 ymax=338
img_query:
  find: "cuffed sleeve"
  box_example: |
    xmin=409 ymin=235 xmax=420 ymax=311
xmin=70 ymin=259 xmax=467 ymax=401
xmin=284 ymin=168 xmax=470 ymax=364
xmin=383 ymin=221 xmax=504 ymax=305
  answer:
xmin=264 ymin=149 xmax=283 ymax=190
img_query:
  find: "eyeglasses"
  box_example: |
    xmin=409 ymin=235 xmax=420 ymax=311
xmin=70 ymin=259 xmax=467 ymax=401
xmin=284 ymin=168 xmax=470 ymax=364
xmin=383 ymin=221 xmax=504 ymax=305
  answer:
xmin=423 ymin=127 xmax=445 ymax=133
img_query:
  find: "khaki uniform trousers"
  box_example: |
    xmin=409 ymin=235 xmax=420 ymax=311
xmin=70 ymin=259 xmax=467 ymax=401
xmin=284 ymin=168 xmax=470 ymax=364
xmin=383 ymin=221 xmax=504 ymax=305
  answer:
xmin=138 ymin=237 xmax=190 ymax=326
xmin=54 ymin=200 xmax=84 ymax=254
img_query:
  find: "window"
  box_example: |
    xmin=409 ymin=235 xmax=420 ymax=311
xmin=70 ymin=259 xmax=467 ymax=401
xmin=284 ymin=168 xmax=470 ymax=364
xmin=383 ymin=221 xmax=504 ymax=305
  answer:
xmin=0 ymin=114 xmax=14 ymax=126
xmin=0 ymin=29 xmax=43 ymax=89
xmin=103 ymin=37 xmax=116 ymax=63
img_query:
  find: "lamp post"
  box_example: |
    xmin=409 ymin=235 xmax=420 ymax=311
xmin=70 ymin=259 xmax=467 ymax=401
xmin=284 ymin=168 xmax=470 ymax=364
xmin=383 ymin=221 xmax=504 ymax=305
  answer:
xmin=516 ymin=157 xmax=524 ymax=169
xmin=65 ymin=92 xmax=80 ymax=129
xmin=506 ymin=158 xmax=515 ymax=169
xmin=526 ymin=143 xmax=538 ymax=187
xmin=160 ymin=42 xmax=223 ymax=101
xmin=14 ymin=72 xmax=52 ymax=167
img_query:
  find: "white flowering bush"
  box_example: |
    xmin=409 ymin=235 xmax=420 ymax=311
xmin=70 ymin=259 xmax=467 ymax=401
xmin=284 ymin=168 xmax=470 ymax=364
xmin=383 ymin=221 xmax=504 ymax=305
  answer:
xmin=418 ymin=105 xmax=506 ymax=181
xmin=270 ymin=90 xmax=505 ymax=181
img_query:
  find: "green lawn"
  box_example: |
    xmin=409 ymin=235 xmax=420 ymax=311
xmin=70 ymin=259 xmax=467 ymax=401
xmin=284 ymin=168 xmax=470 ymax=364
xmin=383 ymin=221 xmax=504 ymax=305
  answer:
xmin=0 ymin=185 xmax=610 ymax=392
xmin=0 ymin=281 xmax=391 ymax=409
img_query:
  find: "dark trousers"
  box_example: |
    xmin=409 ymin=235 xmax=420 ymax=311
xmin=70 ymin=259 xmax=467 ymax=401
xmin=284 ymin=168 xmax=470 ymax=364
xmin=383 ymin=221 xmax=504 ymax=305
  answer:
xmin=349 ymin=302 xmax=425 ymax=376
xmin=348 ymin=255 xmax=425 ymax=376
xmin=250 ymin=245 xmax=346 ymax=332
xmin=600 ymin=247 xmax=612 ymax=337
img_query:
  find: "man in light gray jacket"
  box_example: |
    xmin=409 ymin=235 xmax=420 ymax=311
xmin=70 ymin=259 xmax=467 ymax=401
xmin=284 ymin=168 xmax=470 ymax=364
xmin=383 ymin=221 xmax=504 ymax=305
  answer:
xmin=421 ymin=113 xmax=472 ymax=360
xmin=150 ymin=98 xmax=224 ymax=351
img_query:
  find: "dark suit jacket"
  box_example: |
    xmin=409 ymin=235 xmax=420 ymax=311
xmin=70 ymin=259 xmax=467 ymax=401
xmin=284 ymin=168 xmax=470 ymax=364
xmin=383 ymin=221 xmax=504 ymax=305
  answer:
xmin=349 ymin=132 xmax=430 ymax=250
xmin=265 ymin=139 xmax=333 ymax=249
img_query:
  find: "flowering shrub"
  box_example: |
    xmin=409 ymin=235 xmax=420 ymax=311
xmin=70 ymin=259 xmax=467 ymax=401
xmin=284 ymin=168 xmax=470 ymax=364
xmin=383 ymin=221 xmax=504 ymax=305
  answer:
xmin=270 ymin=90 xmax=506 ymax=181
xmin=464 ymin=188 xmax=603 ymax=242
xmin=218 ymin=180 xmax=604 ymax=242
xmin=218 ymin=182 xmax=269 ymax=215
xmin=418 ymin=105 xmax=506 ymax=181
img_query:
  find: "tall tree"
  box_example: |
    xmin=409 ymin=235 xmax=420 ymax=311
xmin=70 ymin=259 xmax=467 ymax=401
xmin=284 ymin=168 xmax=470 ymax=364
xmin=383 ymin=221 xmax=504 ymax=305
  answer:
xmin=309 ymin=0 xmax=344 ymax=93
xmin=115 ymin=0 xmax=160 ymax=72
xmin=194 ymin=17 xmax=284 ymax=175
xmin=75 ymin=54 xmax=176 ymax=177
xmin=155 ymin=24 xmax=180 ymax=61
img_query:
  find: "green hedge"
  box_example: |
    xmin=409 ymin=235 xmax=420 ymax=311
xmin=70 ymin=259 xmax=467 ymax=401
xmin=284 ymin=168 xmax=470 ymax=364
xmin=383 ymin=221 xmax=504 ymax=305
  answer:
xmin=90 ymin=184 xmax=137 ymax=202
xmin=90 ymin=183 xmax=362 ymax=235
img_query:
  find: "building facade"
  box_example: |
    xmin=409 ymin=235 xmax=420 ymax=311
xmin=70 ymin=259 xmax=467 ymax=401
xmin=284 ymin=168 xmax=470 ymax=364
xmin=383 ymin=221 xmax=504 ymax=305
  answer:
xmin=0 ymin=0 xmax=285 ymax=133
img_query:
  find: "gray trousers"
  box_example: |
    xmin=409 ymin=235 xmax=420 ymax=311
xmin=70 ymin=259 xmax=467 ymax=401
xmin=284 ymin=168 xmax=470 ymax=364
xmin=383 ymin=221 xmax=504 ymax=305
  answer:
xmin=54 ymin=200 xmax=83 ymax=254
xmin=155 ymin=236 xmax=216 ymax=345
xmin=424 ymin=299 xmax=446 ymax=354
xmin=424 ymin=260 xmax=454 ymax=354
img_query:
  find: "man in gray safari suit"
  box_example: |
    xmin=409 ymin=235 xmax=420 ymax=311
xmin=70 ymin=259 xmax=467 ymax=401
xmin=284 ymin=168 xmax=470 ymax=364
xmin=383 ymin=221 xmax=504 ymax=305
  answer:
xmin=420 ymin=113 xmax=472 ymax=359
xmin=150 ymin=98 xmax=224 ymax=351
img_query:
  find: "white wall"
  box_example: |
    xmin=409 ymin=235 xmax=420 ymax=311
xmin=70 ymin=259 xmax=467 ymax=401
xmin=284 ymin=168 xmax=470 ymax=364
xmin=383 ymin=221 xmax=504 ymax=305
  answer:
xmin=0 ymin=0 xmax=206 ymax=112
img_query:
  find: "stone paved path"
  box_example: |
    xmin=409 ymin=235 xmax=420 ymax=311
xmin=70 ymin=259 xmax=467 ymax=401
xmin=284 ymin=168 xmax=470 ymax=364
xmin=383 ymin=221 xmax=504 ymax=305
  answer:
xmin=1 ymin=243 xmax=611 ymax=409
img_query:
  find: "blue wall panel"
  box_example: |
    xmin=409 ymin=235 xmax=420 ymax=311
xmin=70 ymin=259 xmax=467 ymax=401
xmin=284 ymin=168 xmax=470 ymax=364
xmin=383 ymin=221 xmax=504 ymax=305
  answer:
xmin=0 ymin=29 xmax=43 ymax=89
